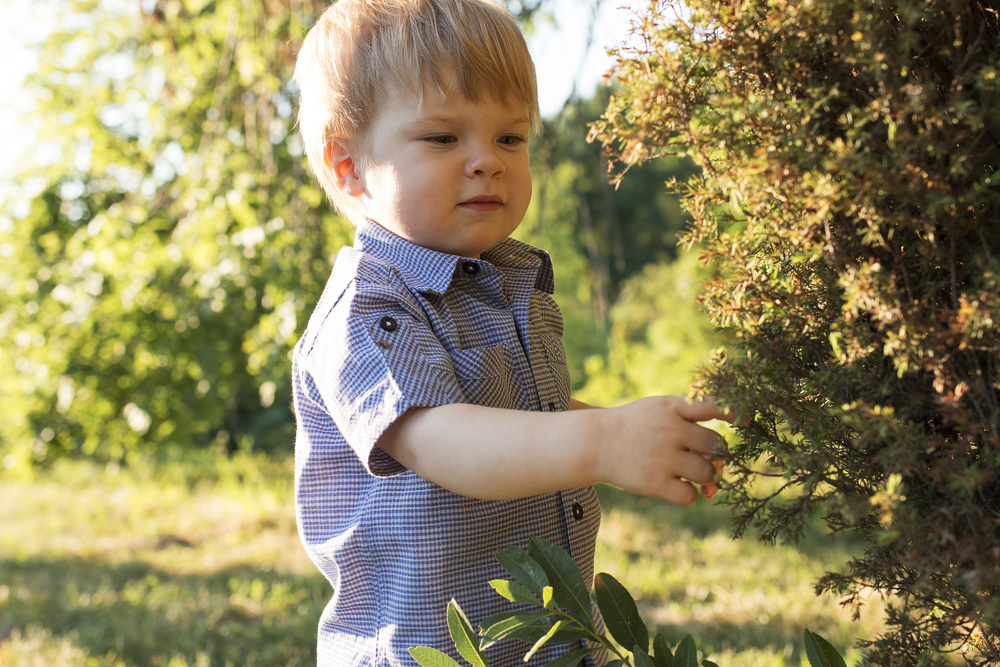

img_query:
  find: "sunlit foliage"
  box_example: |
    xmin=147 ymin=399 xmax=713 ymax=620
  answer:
xmin=593 ymin=0 xmax=1000 ymax=664
xmin=0 ymin=0 xmax=351 ymax=465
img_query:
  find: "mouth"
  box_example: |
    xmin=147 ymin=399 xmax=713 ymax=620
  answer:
xmin=459 ymin=195 xmax=503 ymax=212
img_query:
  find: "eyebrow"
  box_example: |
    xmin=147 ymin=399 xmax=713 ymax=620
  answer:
xmin=405 ymin=113 xmax=531 ymax=129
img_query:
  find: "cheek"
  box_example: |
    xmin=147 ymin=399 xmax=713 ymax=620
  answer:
xmin=363 ymin=166 xmax=404 ymax=204
xmin=514 ymin=163 xmax=532 ymax=205
xmin=386 ymin=166 xmax=432 ymax=198
xmin=515 ymin=155 xmax=531 ymax=183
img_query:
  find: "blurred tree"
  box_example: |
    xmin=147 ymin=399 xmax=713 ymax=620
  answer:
xmin=592 ymin=0 xmax=1000 ymax=664
xmin=0 ymin=0 xmax=350 ymax=464
xmin=574 ymin=250 xmax=720 ymax=406
xmin=533 ymin=88 xmax=698 ymax=316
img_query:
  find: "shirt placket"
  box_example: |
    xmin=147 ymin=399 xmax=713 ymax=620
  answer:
xmin=501 ymin=262 xmax=554 ymax=412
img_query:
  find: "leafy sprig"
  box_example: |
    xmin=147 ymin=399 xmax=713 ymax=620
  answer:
xmin=410 ymin=537 xmax=845 ymax=667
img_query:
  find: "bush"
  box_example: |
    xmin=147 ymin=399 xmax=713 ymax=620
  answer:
xmin=591 ymin=0 xmax=1000 ymax=664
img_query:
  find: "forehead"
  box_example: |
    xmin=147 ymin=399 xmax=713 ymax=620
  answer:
xmin=379 ymin=75 xmax=530 ymax=124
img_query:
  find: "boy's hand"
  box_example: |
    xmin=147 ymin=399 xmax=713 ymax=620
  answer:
xmin=599 ymin=396 xmax=736 ymax=507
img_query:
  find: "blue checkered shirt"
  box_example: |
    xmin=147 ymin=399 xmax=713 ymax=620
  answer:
xmin=292 ymin=219 xmax=604 ymax=666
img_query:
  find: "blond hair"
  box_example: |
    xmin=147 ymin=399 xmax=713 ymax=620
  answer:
xmin=294 ymin=0 xmax=540 ymax=217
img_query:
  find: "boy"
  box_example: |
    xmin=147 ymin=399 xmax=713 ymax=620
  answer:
xmin=291 ymin=0 xmax=735 ymax=664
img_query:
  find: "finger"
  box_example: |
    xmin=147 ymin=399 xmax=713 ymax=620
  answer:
xmin=703 ymin=456 xmax=724 ymax=476
xmin=681 ymin=421 xmax=728 ymax=457
xmin=677 ymin=450 xmax=716 ymax=486
xmin=716 ymin=403 xmax=752 ymax=427
xmin=679 ymin=396 xmax=748 ymax=427
xmin=677 ymin=396 xmax=725 ymax=423
xmin=723 ymin=406 xmax=752 ymax=428
xmin=662 ymin=479 xmax=699 ymax=507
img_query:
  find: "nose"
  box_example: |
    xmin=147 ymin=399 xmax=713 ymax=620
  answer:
xmin=465 ymin=144 xmax=505 ymax=178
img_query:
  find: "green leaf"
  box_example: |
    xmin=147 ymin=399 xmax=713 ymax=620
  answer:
xmin=408 ymin=646 xmax=464 ymax=667
xmin=525 ymin=620 xmax=564 ymax=661
xmin=633 ymin=646 xmax=656 ymax=667
xmin=542 ymin=585 xmax=554 ymax=609
xmin=701 ymin=661 xmax=720 ymax=667
xmin=652 ymin=632 xmax=673 ymax=667
xmin=804 ymin=629 xmax=847 ymax=667
xmin=489 ymin=579 xmax=540 ymax=605
xmin=480 ymin=611 xmax=543 ymax=648
xmin=540 ymin=648 xmax=599 ymax=667
xmin=446 ymin=599 xmax=488 ymax=667
xmin=496 ymin=545 xmax=549 ymax=596
xmin=480 ymin=611 xmax=590 ymax=649
xmin=528 ymin=537 xmax=596 ymax=631
xmin=673 ymin=636 xmax=699 ymax=667
xmin=594 ymin=572 xmax=648 ymax=654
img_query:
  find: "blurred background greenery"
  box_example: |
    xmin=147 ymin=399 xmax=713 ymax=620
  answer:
xmin=0 ymin=0 xmax=882 ymax=664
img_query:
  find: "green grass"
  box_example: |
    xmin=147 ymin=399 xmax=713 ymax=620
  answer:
xmin=0 ymin=455 xmax=326 ymax=667
xmin=0 ymin=456 xmax=884 ymax=666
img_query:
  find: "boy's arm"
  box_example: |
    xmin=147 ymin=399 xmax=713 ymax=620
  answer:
xmin=376 ymin=396 xmax=735 ymax=505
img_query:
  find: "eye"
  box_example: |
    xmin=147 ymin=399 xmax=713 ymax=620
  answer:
xmin=425 ymin=135 xmax=456 ymax=145
xmin=498 ymin=134 xmax=526 ymax=147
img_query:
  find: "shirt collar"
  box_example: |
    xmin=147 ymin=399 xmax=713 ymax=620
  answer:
xmin=353 ymin=218 xmax=555 ymax=295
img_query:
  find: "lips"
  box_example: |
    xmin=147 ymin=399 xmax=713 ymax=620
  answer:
xmin=459 ymin=195 xmax=503 ymax=212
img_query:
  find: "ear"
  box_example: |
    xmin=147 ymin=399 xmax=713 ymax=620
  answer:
xmin=323 ymin=139 xmax=366 ymax=198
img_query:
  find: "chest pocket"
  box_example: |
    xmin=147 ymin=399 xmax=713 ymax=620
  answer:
xmin=451 ymin=341 xmax=524 ymax=409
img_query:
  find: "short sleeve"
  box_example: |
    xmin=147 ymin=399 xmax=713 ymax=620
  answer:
xmin=300 ymin=279 xmax=463 ymax=476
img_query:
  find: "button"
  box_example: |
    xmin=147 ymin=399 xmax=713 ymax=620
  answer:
xmin=379 ymin=316 xmax=398 ymax=332
xmin=462 ymin=262 xmax=479 ymax=275
xmin=572 ymin=502 xmax=584 ymax=521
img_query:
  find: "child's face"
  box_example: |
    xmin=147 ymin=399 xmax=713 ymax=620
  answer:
xmin=352 ymin=80 xmax=532 ymax=258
